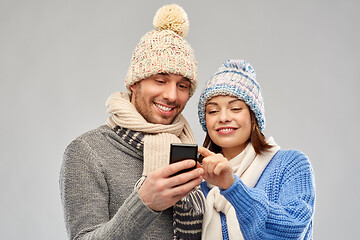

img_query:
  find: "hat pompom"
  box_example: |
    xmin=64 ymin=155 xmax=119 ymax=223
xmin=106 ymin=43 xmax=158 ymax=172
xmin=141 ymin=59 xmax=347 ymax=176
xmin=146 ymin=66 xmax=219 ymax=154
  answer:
xmin=220 ymin=59 xmax=256 ymax=80
xmin=153 ymin=4 xmax=189 ymax=38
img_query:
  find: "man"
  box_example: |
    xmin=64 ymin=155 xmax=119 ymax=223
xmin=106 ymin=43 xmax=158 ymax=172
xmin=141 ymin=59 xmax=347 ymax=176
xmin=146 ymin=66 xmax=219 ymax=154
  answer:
xmin=59 ymin=4 xmax=204 ymax=240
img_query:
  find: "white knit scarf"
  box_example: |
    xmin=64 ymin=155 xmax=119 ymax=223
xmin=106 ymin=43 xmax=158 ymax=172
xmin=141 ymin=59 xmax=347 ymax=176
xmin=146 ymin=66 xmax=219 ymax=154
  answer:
xmin=202 ymin=137 xmax=280 ymax=240
xmin=106 ymin=91 xmax=195 ymax=176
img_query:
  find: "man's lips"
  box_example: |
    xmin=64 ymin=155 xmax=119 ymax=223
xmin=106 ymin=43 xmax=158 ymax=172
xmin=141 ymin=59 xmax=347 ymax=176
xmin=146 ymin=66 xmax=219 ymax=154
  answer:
xmin=154 ymin=102 xmax=176 ymax=115
xmin=216 ymin=127 xmax=238 ymax=134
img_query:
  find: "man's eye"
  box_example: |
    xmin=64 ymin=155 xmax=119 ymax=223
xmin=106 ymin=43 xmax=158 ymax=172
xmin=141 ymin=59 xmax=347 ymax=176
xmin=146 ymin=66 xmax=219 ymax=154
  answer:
xmin=155 ymin=80 xmax=166 ymax=84
xmin=179 ymin=84 xmax=189 ymax=89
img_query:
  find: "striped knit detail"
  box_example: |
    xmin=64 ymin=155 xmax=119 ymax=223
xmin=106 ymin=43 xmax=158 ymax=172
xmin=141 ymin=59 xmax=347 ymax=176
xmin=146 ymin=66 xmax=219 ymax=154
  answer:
xmin=113 ymin=126 xmax=144 ymax=151
xmin=113 ymin=124 xmax=204 ymax=240
xmin=198 ymin=59 xmax=265 ymax=132
xmin=173 ymin=202 xmax=202 ymax=240
xmin=212 ymin=70 xmax=260 ymax=91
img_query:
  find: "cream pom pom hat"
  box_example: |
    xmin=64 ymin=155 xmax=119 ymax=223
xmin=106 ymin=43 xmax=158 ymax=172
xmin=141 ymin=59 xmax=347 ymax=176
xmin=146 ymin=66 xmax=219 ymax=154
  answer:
xmin=125 ymin=4 xmax=198 ymax=96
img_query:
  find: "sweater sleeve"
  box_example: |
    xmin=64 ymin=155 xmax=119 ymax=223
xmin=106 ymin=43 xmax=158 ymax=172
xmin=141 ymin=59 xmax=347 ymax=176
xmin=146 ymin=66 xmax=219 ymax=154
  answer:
xmin=59 ymin=139 xmax=159 ymax=240
xmin=220 ymin=151 xmax=315 ymax=240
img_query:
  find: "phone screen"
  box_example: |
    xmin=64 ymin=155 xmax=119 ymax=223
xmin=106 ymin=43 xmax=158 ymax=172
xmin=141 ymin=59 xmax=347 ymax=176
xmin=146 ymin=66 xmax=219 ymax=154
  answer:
xmin=169 ymin=143 xmax=198 ymax=176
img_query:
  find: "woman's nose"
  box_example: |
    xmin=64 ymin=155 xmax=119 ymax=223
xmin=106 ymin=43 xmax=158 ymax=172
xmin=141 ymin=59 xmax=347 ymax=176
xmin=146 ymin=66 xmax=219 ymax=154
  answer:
xmin=219 ymin=110 xmax=231 ymax=123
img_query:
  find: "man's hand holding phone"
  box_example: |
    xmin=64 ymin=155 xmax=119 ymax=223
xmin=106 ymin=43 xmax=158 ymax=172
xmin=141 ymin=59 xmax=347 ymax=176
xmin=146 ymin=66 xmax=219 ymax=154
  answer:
xmin=169 ymin=143 xmax=199 ymax=176
xmin=138 ymin=144 xmax=203 ymax=211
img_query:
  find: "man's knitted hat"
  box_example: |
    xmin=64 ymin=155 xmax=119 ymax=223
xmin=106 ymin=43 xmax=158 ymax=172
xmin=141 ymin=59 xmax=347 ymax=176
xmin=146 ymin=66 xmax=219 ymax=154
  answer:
xmin=125 ymin=4 xmax=197 ymax=96
xmin=198 ymin=59 xmax=265 ymax=132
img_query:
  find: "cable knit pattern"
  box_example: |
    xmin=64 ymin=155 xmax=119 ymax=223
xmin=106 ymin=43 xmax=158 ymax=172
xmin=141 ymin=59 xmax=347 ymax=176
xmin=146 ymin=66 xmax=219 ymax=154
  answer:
xmin=60 ymin=126 xmax=172 ymax=239
xmin=202 ymin=138 xmax=280 ymax=240
xmin=200 ymin=150 xmax=316 ymax=240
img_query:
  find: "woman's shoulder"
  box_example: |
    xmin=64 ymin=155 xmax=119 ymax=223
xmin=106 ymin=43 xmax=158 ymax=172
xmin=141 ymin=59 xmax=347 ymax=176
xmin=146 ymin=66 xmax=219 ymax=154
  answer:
xmin=270 ymin=149 xmax=314 ymax=176
xmin=274 ymin=149 xmax=308 ymax=160
xmin=258 ymin=149 xmax=315 ymax=192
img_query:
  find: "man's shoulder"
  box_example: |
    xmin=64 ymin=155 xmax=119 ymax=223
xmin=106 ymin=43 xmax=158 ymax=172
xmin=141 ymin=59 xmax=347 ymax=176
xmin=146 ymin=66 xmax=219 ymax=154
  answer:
xmin=74 ymin=125 xmax=112 ymax=141
xmin=64 ymin=125 xmax=111 ymax=156
xmin=65 ymin=125 xmax=142 ymax=160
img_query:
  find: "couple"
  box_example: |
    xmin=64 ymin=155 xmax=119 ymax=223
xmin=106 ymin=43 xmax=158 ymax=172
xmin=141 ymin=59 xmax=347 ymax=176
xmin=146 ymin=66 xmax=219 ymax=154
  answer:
xmin=59 ymin=4 xmax=315 ymax=240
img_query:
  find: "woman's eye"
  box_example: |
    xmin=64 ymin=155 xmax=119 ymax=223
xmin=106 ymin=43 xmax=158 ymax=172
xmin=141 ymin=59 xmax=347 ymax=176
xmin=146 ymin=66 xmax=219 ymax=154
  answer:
xmin=231 ymin=108 xmax=242 ymax=112
xmin=206 ymin=110 xmax=218 ymax=114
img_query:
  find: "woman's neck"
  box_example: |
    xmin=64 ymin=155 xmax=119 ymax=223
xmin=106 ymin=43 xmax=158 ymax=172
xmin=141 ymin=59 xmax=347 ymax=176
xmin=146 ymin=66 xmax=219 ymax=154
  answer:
xmin=221 ymin=142 xmax=249 ymax=160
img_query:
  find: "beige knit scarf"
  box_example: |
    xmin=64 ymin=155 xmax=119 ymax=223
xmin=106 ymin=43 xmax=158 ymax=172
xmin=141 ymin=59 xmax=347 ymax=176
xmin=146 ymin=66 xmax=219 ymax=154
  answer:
xmin=106 ymin=91 xmax=195 ymax=176
xmin=202 ymin=137 xmax=280 ymax=240
xmin=106 ymin=91 xmax=205 ymax=239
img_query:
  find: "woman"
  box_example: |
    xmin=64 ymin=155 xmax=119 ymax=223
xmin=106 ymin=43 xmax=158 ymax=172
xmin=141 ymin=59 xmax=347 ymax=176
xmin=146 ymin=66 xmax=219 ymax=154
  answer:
xmin=197 ymin=59 xmax=315 ymax=239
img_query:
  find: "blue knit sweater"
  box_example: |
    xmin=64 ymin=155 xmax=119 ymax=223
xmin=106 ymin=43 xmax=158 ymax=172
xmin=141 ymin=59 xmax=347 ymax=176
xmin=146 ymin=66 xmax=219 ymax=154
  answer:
xmin=200 ymin=150 xmax=315 ymax=240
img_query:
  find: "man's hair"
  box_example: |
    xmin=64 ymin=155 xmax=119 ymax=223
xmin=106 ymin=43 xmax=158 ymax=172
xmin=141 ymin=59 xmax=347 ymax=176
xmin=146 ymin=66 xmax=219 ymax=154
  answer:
xmin=201 ymin=110 xmax=272 ymax=158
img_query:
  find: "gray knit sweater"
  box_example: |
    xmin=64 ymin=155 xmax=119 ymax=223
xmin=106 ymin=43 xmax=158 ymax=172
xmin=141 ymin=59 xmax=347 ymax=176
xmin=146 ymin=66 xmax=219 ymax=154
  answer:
xmin=59 ymin=125 xmax=173 ymax=239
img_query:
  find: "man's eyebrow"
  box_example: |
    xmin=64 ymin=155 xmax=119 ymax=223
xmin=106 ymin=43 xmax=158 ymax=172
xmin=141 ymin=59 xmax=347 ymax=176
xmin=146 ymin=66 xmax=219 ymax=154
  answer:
xmin=157 ymin=73 xmax=190 ymax=82
xmin=180 ymin=79 xmax=191 ymax=84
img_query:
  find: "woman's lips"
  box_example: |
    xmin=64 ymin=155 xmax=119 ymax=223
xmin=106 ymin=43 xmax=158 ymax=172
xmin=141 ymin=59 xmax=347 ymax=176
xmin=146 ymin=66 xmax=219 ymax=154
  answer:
xmin=216 ymin=127 xmax=238 ymax=135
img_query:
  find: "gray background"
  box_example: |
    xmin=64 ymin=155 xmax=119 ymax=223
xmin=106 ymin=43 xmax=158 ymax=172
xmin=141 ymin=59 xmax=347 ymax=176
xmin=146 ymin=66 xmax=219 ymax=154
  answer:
xmin=1 ymin=0 xmax=359 ymax=239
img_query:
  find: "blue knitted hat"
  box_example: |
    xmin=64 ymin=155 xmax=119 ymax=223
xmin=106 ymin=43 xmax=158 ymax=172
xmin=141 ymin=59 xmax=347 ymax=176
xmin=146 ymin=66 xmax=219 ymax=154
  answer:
xmin=198 ymin=59 xmax=265 ymax=132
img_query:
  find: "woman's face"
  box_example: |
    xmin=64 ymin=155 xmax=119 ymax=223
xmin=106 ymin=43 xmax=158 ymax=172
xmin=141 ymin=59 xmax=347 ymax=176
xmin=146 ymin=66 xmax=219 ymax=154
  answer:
xmin=205 ymin=95 xmax=252 ymax=158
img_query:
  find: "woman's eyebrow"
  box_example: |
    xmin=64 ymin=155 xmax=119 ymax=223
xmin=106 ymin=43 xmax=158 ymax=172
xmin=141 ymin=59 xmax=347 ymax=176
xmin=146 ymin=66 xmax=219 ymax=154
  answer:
xmin=207 ymin=99 xmax=241 ymax=106
xmin=229 ymin=99 xmax=242 ymax=104
xmin=206 ymin=102 xmax=218 ymax=106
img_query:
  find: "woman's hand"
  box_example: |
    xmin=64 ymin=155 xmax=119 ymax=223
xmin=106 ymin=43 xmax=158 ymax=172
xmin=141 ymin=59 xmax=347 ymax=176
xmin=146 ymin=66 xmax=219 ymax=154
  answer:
xmin=198 ymin=147 xmax=235 ymax=190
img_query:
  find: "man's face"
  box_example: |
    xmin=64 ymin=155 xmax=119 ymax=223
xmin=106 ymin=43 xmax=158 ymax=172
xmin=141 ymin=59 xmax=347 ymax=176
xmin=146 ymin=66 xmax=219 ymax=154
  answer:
xmin=130 ymin=73 xmax=191 ymax=125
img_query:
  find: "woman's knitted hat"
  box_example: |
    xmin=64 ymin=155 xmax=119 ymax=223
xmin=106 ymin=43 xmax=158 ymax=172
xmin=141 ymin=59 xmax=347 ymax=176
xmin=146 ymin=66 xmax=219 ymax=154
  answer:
xmin=125 ymin=4 xmax=197 ymax=96
xmin=198 ymin=59 xmax=265 ymax=132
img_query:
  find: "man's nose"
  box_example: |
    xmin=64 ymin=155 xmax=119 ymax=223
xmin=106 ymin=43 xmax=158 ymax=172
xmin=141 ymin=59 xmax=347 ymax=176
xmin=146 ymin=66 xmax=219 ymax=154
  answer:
xmin=162 ymin=83 xmax=177 ymax=102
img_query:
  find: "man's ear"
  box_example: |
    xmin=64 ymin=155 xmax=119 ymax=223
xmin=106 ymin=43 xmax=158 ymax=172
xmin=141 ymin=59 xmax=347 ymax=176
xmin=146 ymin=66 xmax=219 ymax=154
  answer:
xmin=129 ymin=83 xmax=137 ymax=103
xmin=130 ymin=83 xmax=137 ymax=92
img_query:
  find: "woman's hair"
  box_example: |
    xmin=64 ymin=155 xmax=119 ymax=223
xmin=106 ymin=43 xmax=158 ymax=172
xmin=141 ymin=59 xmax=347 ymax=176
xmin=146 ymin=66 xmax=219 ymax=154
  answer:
xmin=201 ymin=109 xmax=272 ymax=156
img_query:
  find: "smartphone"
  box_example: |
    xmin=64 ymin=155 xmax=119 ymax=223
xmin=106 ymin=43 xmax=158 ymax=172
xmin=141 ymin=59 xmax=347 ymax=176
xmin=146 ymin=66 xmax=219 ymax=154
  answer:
xmin=169 ymin=143 xmax=198 ymax=176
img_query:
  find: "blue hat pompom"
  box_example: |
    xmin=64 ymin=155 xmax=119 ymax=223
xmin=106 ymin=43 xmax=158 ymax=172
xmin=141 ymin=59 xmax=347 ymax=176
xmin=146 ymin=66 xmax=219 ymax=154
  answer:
xmin=220 ymin=59 xmax=256 ymax=81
